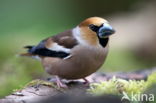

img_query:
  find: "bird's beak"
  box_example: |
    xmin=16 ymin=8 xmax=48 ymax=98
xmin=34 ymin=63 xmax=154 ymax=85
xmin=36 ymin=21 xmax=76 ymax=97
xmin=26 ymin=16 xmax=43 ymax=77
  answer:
xmin=98 ymin=23 xmax=115 ymax=38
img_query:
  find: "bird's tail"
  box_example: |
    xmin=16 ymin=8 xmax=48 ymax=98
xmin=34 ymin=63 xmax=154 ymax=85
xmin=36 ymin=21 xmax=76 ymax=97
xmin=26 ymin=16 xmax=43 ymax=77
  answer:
xmin=19 ymin=45 xmax=35 ymax=57
xmin=19 ymin=45 xmax=41 ymax=60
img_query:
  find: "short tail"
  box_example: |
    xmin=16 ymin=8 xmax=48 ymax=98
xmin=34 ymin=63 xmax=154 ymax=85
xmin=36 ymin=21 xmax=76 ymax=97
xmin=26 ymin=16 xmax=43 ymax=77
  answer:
xmin=19 ymin=53 xmax=33 ymax=56
xmin=24 ymin=45 xmax=34 ymax=49
xmin=19 ymin=45 xmax=42 ymax=61
xmin=19 ymin=45 xmax=35 ymax=57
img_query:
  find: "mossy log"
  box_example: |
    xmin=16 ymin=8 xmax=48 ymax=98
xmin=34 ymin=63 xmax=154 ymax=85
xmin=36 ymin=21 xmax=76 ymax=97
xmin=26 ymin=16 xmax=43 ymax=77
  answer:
xmin=0 ymin=68 xmax=156 ymax=103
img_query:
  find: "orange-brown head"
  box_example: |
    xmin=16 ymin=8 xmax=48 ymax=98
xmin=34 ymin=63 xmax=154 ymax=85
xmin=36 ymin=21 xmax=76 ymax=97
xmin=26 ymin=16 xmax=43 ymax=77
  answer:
xmin=78 ymin=17 xmax=115 ymax=46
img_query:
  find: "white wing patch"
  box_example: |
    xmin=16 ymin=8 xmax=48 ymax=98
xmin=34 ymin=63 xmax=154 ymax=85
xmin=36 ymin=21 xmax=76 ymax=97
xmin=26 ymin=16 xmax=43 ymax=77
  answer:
xmin=63 ymin=55 xmax=72 ymax=60
xmin=48 ymin=43 xmax=71 ymax=53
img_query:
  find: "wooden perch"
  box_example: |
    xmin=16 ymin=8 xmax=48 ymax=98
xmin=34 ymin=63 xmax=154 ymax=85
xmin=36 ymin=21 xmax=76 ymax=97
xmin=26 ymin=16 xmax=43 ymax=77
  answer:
xmin=0 ymin=68 xmax=156 ymax=103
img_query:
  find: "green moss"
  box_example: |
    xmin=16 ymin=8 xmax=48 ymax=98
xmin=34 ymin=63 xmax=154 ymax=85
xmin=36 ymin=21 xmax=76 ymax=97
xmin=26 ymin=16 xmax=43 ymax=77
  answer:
xmin=88 ymin=73 xmax=156 ymax=97
xmin=13 ymin=79 xmax=59 ymax=93
xmin=146 ymin=72 xmax=156 ymax=88
xmin=24 ymin=79 xmax=56 ymax=88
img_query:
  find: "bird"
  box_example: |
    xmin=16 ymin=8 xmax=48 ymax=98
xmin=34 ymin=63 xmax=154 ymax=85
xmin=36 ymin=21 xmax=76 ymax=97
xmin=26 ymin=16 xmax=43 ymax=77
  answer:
xmin=20 ymin=17 xmax=115 ymax=88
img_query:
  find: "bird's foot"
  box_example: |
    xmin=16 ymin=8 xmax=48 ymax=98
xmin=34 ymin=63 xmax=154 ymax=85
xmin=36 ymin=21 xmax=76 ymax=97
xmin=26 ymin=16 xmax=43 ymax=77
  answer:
xmin=83 ymin=78 xmax=90 ymax=86
xmin=56 ymin=81 xmax=68 ymax=88
xmin=56 ymin=76 xmax=68 ymax=89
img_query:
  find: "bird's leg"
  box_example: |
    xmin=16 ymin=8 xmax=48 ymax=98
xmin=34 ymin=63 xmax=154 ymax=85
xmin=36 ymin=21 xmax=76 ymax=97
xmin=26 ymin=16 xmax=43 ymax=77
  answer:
xmin=83 ymin=78 xmax=89 ymax=86
xmin=55 ymin=76 xmax=68 ymax=88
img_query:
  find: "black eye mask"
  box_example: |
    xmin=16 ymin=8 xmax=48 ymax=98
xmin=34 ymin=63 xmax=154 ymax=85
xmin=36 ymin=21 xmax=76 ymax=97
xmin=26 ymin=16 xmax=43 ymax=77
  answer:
xmin=89 ymin=24 xmax=103 ymax=33
xmin=89 ymin=24 xmax=99 ymax=32
xmin=89 ymin=24 xmax=109 ymax=48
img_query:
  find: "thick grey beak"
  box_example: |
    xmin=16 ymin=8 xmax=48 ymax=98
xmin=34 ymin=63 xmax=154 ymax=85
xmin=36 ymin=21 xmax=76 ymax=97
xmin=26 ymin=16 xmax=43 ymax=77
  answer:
xmin=98 ymin=23 xmax=115 ymax=38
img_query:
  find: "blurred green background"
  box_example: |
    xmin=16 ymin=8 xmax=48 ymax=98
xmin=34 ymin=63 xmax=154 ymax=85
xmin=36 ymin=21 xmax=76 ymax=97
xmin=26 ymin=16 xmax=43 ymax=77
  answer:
xmin=0 ymin=0 xmax=156 ymax=97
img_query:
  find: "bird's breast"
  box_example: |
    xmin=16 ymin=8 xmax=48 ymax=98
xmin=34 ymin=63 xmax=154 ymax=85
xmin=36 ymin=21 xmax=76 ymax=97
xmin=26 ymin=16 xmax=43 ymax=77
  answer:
xmin=42 ymin=45 xmax=108 ymax=79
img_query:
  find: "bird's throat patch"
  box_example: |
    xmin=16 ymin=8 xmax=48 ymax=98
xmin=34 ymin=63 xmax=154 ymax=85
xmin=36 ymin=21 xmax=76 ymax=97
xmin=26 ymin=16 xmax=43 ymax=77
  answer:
xmin=98 ymin=38 xmax=109 ymax=48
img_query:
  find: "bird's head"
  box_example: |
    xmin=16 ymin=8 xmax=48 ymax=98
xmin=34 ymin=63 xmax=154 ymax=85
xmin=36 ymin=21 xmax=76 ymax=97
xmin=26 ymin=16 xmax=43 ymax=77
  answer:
xmin=77 ymin=17 xmax=115 ymax=45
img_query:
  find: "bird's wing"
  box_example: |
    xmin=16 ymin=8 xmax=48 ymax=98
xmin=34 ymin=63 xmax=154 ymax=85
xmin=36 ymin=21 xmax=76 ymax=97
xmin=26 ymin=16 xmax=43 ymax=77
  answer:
xmin=51 ymin=30 xmax=78 ymax=49
xmin=22 ymin=30 xmax=78 ymax=59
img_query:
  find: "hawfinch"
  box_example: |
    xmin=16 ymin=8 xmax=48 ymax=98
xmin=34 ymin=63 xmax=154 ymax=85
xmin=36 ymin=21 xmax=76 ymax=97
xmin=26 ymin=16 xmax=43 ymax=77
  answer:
xmin=21 ymin=17 xmax=115 ymax=87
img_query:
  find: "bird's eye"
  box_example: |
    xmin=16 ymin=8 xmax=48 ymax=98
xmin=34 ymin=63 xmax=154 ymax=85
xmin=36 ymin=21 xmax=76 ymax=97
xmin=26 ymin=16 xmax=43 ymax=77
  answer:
xmin=89 ymin=24 xmax=99 ymax=32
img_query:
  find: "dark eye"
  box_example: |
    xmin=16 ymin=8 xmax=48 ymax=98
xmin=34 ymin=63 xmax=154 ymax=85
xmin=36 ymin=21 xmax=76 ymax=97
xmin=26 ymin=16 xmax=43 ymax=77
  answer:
xmin=89 ymin=24 xmax=99 ymax=32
